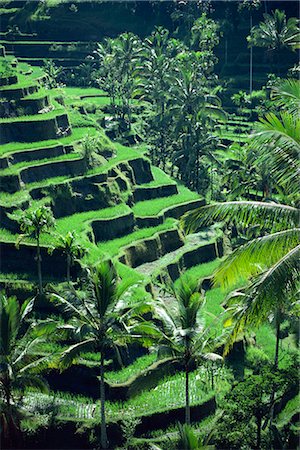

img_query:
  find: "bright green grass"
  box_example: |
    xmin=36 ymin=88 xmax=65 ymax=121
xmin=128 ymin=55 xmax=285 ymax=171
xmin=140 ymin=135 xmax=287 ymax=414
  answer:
xmin=67 ymin=108 xmax=99 ymax=128
xmin=176 ymin=259 xmax=222 ymax=287
xmin=25 ymin=143 xmax=142 ymax=191
xmin=62 ymin=87 xmax=107 ymax=97
xmin=275 ymin=394 xmax=300 ymax=428
xmin=0 ymin=80 xmax=38 ymax=91
xmin=105 ymin=353 xmax=157 ymax=384
xmin=255 ymin=324 xmax=295 ymax=369
xmin=132 ymin=185 xmax=200 ymax=217
xmin=21 ymin=90 xmax=48 ymax=101
xmin=68 ymin=96 xmax=111 ymax=107
xmin=0 ymin=107 xmax=64 ymax=123
xmin=96 ymin=218 xmax=176 ymax=258
xmin=0 ymin=189 xmax=30 ymax=207
xmin=0 ymin=126 xmax=96 ymax=157
xmin=25 ymin=369 xmax=217 ymax=422
xmin=0 ymin=228 xmax=19 ymax=243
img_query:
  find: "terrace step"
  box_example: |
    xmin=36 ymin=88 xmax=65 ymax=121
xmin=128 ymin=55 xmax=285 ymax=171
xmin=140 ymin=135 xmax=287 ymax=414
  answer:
xmin=0 ymin=144 xmax=67 ymax=168
xmin=135 ymin=198 xmax=205 ymax=228
xmin=134 ymin=229 xmax=223 ymax=283
xmin=19 ymin=155 xmax=87 ymax=184
xmin=0 ymin=83 xmax=39 ymax=100
xmin=0 ymin=112 xmax=71 ymax=144
xmin=119 ymin=228 xmax=184 ymax=268
xmin=92 ymin=210 xmax=135 ymax=242
xmin=133 ymin=183 xmax=178 ymax=202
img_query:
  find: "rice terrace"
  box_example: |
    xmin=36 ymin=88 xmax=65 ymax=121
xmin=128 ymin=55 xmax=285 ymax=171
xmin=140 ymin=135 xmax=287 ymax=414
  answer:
xmin=0 ymin=1 xmax=299 ymax=449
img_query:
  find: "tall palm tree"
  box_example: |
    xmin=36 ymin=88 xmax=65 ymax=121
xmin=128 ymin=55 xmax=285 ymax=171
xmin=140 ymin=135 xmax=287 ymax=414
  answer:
xmin=50 ymin=262 xmax=150 ymax=449
xmin=171 ymin=62 xmax=226 ymax=190
xmin=248 ymin=9 xmax=300 ymax=52
xmin=0 ymin=294 xmax=55 ymax=447
xmin=55 ymin=232 xmax=86 ymax=284
xmin=248 ymin=9 xmax=300 ymax=74
xmin=238 ymin=0 xmax=261 ymax=94
xmin=150 ymin=278 xmax=221 ymax=425
xmin=17 ymin=206 xmax=55 ymax=294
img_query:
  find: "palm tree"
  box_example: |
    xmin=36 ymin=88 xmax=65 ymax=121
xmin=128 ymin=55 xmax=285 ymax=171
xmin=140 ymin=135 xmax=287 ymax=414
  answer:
xmin=17 ymin=206 xmax=55 ymax=294
xmin=139 ymin=27 xmax=179 ymax=167
xmin=0 ymin=294 xmax=55 ymax=447
xmin=151 ymin=278 xmax=221 ymax=425
xmin=171 ymin=61 xmax=226 ymax=191
xmin=182 ymin=202 xmax=299 ymax=355
xmin=181 ymin=83 xmax=300 ymax=362
xmin=55 ymin=232 xmax=86 ymax=284
xmin=50 ymin=262 xmax=150 ymax=449
xmin=238 ymin=0 xmax=261 ymax=94
xmin=248 ymin=9 xmax=300 ymax=74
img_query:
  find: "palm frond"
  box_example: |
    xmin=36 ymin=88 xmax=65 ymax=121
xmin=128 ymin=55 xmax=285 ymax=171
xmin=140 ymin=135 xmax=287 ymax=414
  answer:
xmin=251 ymin=112 xmax=300 ymax=194
xmin=224 ymin=245 xmax=300 ymax=354
xmin=60 ymin=338 xmax=95 ymax=370
xmin=214 ymin=228 xmax=300 ymax=289
xmin=49 ymin=293 xmax=83 ymax=321
xmin=181 ymin=201 xmax=298 ymax=234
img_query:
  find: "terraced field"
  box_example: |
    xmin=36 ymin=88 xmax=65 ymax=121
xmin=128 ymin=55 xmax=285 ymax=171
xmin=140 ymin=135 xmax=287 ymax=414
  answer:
xmin=0 ymin=53 xmax=229 ymax=438
xmin=1 ymin=46 xmax=296 ymax=449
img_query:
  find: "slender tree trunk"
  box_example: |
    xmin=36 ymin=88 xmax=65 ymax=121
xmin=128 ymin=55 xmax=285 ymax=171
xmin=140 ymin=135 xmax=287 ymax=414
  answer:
xmin=100 ymin=352 xmax=108 ymax=449
xmin=256 ymin=414 xmax=262 ymax=450
xmin=185 ymin=351 xmax=190 ymax=425
xmin=66 ymin=254 xmax=71 ymax=284
xmin=249 ymin=13 xmax=253 ymax=96
xmin=36 ymin=235 xmax=43 ymax=294
xmin=269 ymin=316 xmax=281 ymax=427
xmin=274 ymin=317 xmax=280 ymax=370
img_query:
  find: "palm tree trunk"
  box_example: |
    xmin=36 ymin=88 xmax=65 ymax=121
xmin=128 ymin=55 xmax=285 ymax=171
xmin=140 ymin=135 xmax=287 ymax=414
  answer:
xmin=66 ymin=254 xmax=71 ymax=284
xmin=269 ymin=316 xmax=281 ymax=427
xmin=256 ymin=414 xmax=262 ymax=450
xmin=274 ymin=317 xmax=280 ymax=370
xmin=100 ymin=352 xmax=108 ymax=449
xmin=36 ymin=235 xmax=43 ymax=294
xmin=249 ymin=12 xmax=253 ymax=96
xmin=185 ymin=351 xmax=190 ymax=425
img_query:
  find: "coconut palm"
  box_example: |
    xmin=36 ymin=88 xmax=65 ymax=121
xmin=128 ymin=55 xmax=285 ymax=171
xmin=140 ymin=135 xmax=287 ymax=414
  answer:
xmin=248 ymin=9 xmax=300 ymax=52
xmin=55 ymin=232 xmax=86 ymax=284
xmin=182 ymin=79 xmax=299 ymax=359
xmin=0 ymin=294 xmax=56 ymax=447
xmin=182 ymin=200 xmax=299 ymax=353
xmin=150 ymin=278 xmax=221 ymax=425
xmin=171 ymin=62 xmax=226 ymax=191
xmin=50 ymin=262 xmax=151 ymax=449
xmin=17 ymin=206 xmax=55 ymax=294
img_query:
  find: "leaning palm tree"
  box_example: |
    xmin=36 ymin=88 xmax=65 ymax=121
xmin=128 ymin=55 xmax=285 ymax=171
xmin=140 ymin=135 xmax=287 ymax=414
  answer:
xmin=50 ymin=262 xmax=151 ymax=449
xmin=16 ymin=206 xmax=55 ymax=294
xmin=150 ymin=278 xmax=221 ymax=425
xmin=0 ymin=294 xmax=56 ymax=448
